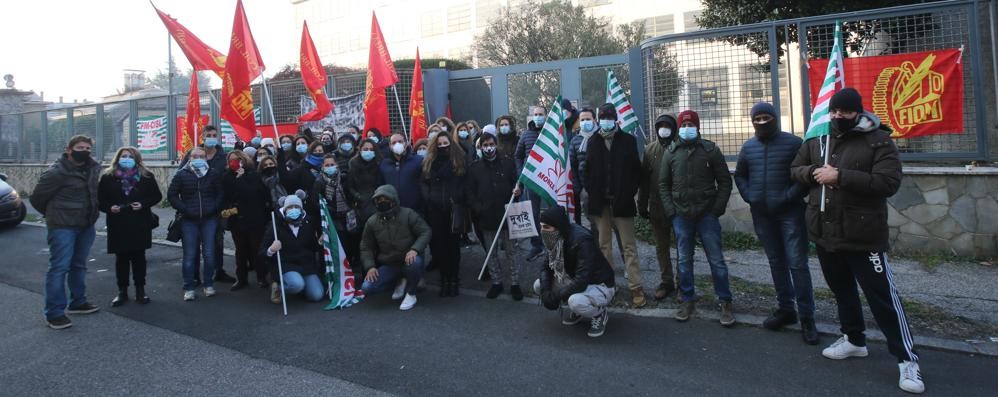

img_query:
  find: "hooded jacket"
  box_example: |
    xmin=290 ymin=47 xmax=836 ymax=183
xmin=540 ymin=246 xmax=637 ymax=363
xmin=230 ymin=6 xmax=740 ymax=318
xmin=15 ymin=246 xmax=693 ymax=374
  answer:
xmin=359 ymin=185 xmax=432 ymax=270
xmin=537 ymin=206 xmax=615 ymax=300
xmin=638 ymin=114 xmax=677 ymax=217
xmin=790 ymin=112 xmax=901 ymax=252
xmin=494 ymin=116 xmax=520 ymax=160
xmin=31 ymin=154 xmax=102 ymax=229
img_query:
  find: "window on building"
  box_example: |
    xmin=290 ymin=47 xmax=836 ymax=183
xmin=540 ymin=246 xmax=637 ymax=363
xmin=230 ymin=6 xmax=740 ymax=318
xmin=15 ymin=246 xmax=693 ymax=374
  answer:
xmin=642 ymin=14 xmax=675 ymax=38
xmin=683 ymin=10 xmax=703 ymax=32
xmin=422 ymin=10 xmax=445 ymax=37
xmin=448 ymin=5 xmax=472 ymax=33
xmin=476 ymin=1 xmax=500 ymax=29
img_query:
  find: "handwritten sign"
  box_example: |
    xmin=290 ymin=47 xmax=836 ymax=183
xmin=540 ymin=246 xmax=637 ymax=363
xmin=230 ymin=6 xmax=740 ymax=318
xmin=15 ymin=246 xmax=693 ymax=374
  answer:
xmin=505 ymin=200 xmax=538 ymax=239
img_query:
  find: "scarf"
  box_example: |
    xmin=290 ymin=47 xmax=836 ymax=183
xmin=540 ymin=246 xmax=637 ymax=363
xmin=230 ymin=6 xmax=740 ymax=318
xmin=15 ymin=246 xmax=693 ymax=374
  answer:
xmin=542 ymin=231 xmax=569 ymax=285
xmin=320 ymin=173 xmax=350 ymax=214
xmin=189 ymin=163 xmax=208 ymax=178
xmin=114 ymin=167 xmax=140 ymax=196
xmin=578 ymin=130 xmax=593 ymax=155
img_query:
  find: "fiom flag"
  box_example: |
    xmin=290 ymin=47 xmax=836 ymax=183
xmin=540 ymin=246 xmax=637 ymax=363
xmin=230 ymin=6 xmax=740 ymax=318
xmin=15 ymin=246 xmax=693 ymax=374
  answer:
xmin=409 ymin=48 xmax=429 ymax=143
xmin=152 ymin=3 xmax=227 ymax=78
xmin=363 ymin=12 xmax=398 ymax=136
xmin=298 ymin=21 xmax=334 ymax=122
xmin=517 ymin=96 xmax=575 ymax=217
xmin=220 ymin=0 xmax=265 ymax=141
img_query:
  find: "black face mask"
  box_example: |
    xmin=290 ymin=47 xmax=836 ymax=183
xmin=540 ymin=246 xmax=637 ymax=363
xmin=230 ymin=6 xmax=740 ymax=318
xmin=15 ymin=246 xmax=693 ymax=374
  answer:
xmin=70 ymin=150 xmax=91 ymax=163
xmin=375 ymin=200 xmax=395 ymax=213
xmin=833 ymin=117 xmax=859 ymax=133
xmin=753 ymin=121 xmax=779 ymax=139
xmin=437 ymin=146 xmax=450 ymax=156
xmin=262 ymin=167 xmax=277 ymax=177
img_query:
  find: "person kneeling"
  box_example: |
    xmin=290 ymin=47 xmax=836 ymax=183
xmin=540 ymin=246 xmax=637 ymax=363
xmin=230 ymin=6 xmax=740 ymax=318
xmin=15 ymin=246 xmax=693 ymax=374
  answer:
xmin=359 ymin=185 xmax=432 ymax=311
xmin=534 ymin=206 xmax=616 ymax=338
xmin=260 ymin=192 xmax=325 ymax=303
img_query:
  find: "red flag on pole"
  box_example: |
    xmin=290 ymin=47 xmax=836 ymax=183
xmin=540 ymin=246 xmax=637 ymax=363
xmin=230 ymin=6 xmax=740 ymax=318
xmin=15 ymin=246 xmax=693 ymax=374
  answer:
xmin=152 ymin=3 xmax=226 ymax=78
xmin=220 ymin=0 xmax=265 ymax=141
xmin=176 ymin=73 xmax=202 ymax=155
xmin=298 ymin=21 xmax=334 ymax=122
xmin=363 ymin=12 xmax=398 ymax=136
xmin=409 ymin=48 xmax=428 ymax=143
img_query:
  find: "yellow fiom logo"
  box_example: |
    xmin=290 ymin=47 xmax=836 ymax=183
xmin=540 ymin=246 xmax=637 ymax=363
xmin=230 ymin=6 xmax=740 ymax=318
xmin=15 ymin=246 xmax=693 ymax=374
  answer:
xmin=872 ymin=54 xmax=945 ymax=137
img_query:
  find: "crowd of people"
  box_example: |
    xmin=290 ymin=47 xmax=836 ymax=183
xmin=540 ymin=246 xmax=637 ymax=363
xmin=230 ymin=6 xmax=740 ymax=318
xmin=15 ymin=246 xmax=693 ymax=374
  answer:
xmin=31 ymin=89 xmax=924 ymax=393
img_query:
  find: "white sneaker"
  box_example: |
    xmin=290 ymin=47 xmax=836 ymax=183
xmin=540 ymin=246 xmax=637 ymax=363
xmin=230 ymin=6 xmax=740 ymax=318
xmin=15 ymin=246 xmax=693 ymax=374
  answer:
xmin=392 ymin=279 xmax=408 ymax=300
xmin=204 ymin=286 xmax=216 ymax=297
xmin=399 ymin=294 xmax=417 ymax=311
xmin=898 ymin=361 xmax=925 ymax=394
xmin=183 ymin=290 xmax=196 ymax=301
xmin=822 ymin=335 xmax=869 ymax=360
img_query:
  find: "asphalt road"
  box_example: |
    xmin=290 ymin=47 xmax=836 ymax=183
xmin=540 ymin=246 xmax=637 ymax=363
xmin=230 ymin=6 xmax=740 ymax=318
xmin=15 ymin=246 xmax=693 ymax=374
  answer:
xmin=1 ymin=224 xmax=996 ymax=396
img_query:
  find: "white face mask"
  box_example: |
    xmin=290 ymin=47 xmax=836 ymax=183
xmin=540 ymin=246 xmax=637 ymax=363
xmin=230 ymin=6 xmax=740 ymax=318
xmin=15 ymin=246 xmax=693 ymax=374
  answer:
xmin=391 ymin=142 xmax=405 ymax=155
xmin=657 ymin=127 xmax=672 ymax=138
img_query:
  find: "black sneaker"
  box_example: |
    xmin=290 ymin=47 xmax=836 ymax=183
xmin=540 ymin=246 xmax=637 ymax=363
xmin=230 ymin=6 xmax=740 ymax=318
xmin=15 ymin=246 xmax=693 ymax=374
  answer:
xmin=801 ymin=318 xmax=820 ymax=345
xmin=588 ymin=310 xmax=609 ymax=337
xmin=486 ymin=283 xmax=503 ymax=299
xmin=214 ymin=272 xmax=237 ymax=283
xmin=66 ymin=303 xmax=100 ymax=314
xmin=510 ymin=285 xmax=524 ymax=301
xmin=763 ymin=309 xmax=798 ymax=331
xmin=47 ymin=315 xmax=73 ymax=330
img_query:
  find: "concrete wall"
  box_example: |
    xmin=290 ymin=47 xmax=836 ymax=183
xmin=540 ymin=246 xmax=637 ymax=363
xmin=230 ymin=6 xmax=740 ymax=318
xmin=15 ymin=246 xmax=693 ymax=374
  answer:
xmin=3 ymin=163 xmax=996 ymax=259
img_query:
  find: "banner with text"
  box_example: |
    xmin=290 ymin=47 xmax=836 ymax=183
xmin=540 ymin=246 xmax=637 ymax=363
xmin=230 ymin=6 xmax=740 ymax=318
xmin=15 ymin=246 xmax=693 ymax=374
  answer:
xmin=136 ymin=116 xmax=168 ymax=155
xmin=300 ymin=92 xmax=366 ymax=132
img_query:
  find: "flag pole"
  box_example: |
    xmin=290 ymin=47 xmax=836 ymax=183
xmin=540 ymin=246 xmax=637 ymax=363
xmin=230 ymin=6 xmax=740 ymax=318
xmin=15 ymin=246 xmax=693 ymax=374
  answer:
xmin=271 ymin=212 xmax=289 ymax=316
xmin=260 ymin=72 xmax=281 ymax=139
xmin=820 ymin=134 xmax=831 ymax=212
xmin=477 ymin=193 xmax=516 ymax=281
xmin=390 ymin=84 xmax=409 ymax=139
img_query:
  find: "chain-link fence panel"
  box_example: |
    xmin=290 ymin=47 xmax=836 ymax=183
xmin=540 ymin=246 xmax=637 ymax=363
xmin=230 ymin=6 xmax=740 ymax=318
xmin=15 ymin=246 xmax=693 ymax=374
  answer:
xmin=579 ymin=64 xmax=629 ymax=112
xmin=102 ymin=102 xmax=130 ymax=161
xmin=46 ymin=110 xmax=70 ymax=162
xmin=0 ymin=114 xmax=18 ymax=162
xmin=21 ymin=112 xmax=43 ymax=163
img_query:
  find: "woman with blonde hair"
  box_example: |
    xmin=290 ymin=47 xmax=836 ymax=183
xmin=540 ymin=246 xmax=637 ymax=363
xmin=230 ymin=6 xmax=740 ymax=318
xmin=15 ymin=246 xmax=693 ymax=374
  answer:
xmin=420 ymin=132 xmax=467 ymax=296
xmin=98 ymin=146 xmax=162 ymax=306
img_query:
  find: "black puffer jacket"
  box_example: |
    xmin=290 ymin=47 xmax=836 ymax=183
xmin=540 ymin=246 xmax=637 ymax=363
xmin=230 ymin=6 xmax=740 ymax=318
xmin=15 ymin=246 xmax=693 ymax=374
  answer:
xmin=514 ymin=121 xmax=542 ymax=172
xmin=790 ymin=112 xmax=901 ymax=253
xmin=421 ymin=155 xmax=465 ymax=212
xmin=258 ymin=214 xmax=321 ymax=276
xmin=538 ymin=207 xmax=615 ymax=300
xmin=167 ymin=166 xmax=225 ymax=221
xmin=735 ymin=131 xmax=807 ymax=214
xmin=584 ymin=128 xmax=642 ymax=217
xmin=30 ymin=154 xmax=101 ymax=229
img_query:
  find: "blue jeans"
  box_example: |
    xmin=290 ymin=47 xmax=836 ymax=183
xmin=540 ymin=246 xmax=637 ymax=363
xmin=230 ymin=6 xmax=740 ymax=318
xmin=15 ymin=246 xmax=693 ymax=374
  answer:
xmin=282 ymin=271 xmax=324 ymax=302
xmin=361 ymin=256 xmax=425 ymax=296
xmin=751 ymin=205 xmax=815 ymax=317
xmin=44 ymin=225 xmax=97 ymax=319
xmin=181 ymin=218 xmax=218 ymax=291
xmin=672 ymin=214 xmax=732 ymax=302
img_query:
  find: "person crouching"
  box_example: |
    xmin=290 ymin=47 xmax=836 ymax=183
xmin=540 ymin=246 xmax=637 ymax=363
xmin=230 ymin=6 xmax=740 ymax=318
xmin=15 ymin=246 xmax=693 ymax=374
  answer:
xmin=260 ymin=191 xmax=325 ymax=304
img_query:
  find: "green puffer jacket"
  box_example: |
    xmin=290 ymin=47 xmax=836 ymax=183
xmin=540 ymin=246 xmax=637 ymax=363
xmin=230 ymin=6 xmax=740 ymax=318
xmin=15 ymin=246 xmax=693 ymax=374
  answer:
xmin=658 ymin=138 xmax=732 ymax=219
xmin=30 ymin=154 xmax=101 ymax=229
xmin=359 ymin=185 xmax=432 ymax=271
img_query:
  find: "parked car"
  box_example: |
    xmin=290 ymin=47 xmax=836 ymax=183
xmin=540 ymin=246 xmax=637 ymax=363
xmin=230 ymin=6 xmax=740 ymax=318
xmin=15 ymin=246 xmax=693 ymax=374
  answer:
xmin=0 ymin=173 xmax=27 ymax=227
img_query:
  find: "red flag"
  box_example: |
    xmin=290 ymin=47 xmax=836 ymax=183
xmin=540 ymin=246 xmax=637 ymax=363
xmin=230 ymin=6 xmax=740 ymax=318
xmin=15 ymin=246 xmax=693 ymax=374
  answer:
xmin=220 ymin=0 xmax=265 ymax=141
xmin=152 ymin=3 xmax=226 ymax=78
xmin=177 ymin=73 xmax=202 ymax=155
xmin=409 ymin=48 xmax=428 ymax=143
xmin=298 ymin=21 xmax=334 ymax=122
xmin=363 ymin=12 xmax=398 ymax=135
xmin=808 ymin=48 xmax=964 ymax=139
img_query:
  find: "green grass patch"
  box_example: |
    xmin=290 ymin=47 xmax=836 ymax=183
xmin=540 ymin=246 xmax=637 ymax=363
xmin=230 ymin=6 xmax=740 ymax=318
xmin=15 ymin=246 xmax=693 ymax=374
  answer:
xmin=721 ymin=231 xmax=762 ymax=251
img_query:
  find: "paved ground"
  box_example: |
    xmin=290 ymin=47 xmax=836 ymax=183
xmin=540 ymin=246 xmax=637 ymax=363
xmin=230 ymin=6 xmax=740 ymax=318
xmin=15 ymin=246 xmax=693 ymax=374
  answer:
xmin=2 ymin=224 xmax=997 ymax=395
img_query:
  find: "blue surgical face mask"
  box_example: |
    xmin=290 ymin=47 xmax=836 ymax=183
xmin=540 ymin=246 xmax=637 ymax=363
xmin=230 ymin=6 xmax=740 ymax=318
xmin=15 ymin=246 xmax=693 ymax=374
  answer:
xmin=369 ymin=136 xmax=380 ymax=144
xmin=118 ymin=157 xmax=136 ymax=169
xmin=417 ymin=149 xmax=428 ymax=157
xmin=296 ymin=143 xmax=308 ymax=154
xmin=251 ymin=137 xmax=261 ymax=145
xmin=340 ymin=142 xmax=353 ymax=152
xmin=499 ymin=125 xmax=511 ymax=135
xmin=323 ymin=165 xmax=338 ymax=176
xmin=678 ymin=127 xmax=698 ymax=141
xmin=458 ymin=130 xmax=469 ymax=139
xmin=532 ymin=115 xmax=545 ymax=126
xmin=361 ymin=150 xmax=376 ymax=161
xmin=580 ymin=120 xmax=595 ymax=133
xmin=204 ymin=137 xmax=219 ymax=147
xmin=599 ymin=119 xmax=616 ymax=131
xmin=285 ymin=207 xmax=303 ymax=220
xmin=191 ymin=159 xmax=208 ymax=169
xmin=281 ymin=142 xmax=292 ymax=151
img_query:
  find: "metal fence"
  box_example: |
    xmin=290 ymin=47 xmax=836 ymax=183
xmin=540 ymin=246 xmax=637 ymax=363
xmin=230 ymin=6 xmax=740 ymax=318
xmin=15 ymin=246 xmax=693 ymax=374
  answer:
xmin=641 ymin=0 xmax=994 ymax=160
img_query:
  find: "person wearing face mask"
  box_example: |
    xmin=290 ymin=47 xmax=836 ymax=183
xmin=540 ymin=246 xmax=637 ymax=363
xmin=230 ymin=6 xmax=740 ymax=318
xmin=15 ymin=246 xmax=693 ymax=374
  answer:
xmin=434 ymin=116 xmax=456 ymax=136
xmin=221 ymin=150 xmax=271 ymax=291
xmin=467 ymin=134 xmax=521 ymax=300
xmin=637 ymin=114 xmax=679 ymax=301
xmin=512 ymin=106 xmax=548 ymax=260
xmin=250 ymin=133 xmax=263 ymax=149
xmin=347 ymin=140 xmax=386 ymax=276
xmin=98 ymin=147 xmax=162 ymax=307
xmin=260 ymin=137 xmax=276 ymax=154
xmin=533 ymin=206 xmax=615 ymax=338
xmin=257 ymin=156 xmax=288 ymax=211
xmin=260 ymin=192 xmax=325 ymax=304
xmin=333 ymin=133 xmax=357 ymax=177
xmin=493 ymin=115 xmax=519 ymax=160
xmin=379 ymin=132 xmax=425 ymax=213
xmin=735 ymin=102 xmax=817 ymax=345
xmin=345 ymin=125 xmax=362 ymax=142
xmin=319 ymin=132 xmax=336 ymax=155
xmin=420 ymin=133 xmax=467 ymax=297
xmin=32 ymin=135 xmax=103 ymax=329
xmin=790 ymin=89 xmax=922 ymax=394
xmin=288 ymin=141 xmax=325 ymax=193
xmin=658 ymin=110 xmax=735 ymax=326
xmin=413 ymin=138 xmax=429 ymax=157
xmin=168 ymin=147 xmax=226 ymax=302
xmin=584 ymin=103 xmax=645 ymax=308
xmin=308 ymin=154 xmax=361 ymax=271
xmin=360 ymin=185 xmax=432 ymax=311
xmin=366 ymin=127 xmax=390 ymax=157
xmin=569 ymin=107 xmax=597 ymax=225
xmin=454 ymin=122 xmax=477 ymax=164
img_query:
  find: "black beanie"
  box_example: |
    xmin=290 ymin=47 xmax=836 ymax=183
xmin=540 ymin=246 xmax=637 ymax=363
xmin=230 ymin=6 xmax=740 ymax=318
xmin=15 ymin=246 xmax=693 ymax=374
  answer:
xmin=597 ymin=103 xmax=618 ymax=120
xmin=830 ymin=88 xmax=863 ymax=113
xmin=540 ymin=206 xmax=569 ymax=233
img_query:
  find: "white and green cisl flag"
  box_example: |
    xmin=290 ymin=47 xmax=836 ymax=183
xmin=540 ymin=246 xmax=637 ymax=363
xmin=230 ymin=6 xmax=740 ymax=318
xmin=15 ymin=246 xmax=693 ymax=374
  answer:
xmin=320 ymin=198 xmax=364 ymax=310
xmin=518 ymin=95 xmax=575 ymax=217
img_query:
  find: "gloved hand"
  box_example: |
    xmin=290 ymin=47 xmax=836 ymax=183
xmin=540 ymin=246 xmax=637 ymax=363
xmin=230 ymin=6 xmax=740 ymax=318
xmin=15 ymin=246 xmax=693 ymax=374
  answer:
xmin=540 ymin=291 xmax=560 ymax=310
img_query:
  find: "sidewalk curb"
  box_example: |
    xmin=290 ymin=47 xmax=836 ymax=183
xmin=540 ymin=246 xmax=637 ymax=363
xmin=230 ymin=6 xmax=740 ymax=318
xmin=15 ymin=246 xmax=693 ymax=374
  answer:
xmin=22 ymin=221 xmax=998 ymax=357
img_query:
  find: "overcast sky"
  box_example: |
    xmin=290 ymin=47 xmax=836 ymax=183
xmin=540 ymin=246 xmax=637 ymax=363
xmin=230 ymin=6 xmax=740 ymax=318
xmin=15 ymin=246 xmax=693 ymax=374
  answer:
xmin=1 ymin=0 xmax=296 ymax=102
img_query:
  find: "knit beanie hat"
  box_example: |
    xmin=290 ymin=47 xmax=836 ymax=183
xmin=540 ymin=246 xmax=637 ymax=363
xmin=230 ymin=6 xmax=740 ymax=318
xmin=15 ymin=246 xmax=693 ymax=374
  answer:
xmin=677 ymin=110 xmax=700 ymax=130
xmin=750 ymin=102 xmax=777 ymax=118
xmin=830 ymin=88 xmax=864 ymax=113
